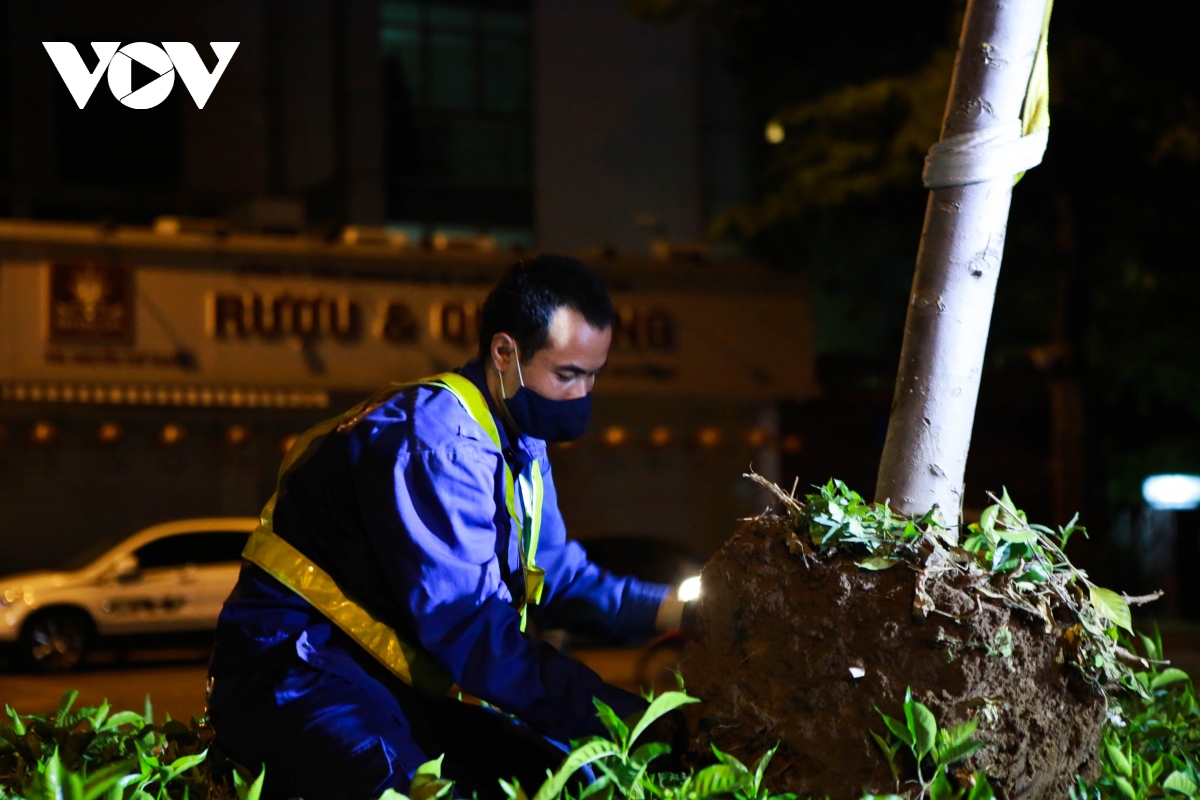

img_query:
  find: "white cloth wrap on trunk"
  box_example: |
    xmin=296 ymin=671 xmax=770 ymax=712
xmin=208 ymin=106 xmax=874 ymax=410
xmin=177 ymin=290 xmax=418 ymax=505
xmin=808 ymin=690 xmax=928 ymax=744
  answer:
xmin=922 ymin=121 xmax=1049 ymax=190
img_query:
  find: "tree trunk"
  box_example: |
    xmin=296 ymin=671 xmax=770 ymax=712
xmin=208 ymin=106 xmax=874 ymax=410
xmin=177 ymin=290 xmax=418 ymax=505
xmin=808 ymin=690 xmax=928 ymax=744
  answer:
xmin=874 ymin=0 xmax=1050 ymax=522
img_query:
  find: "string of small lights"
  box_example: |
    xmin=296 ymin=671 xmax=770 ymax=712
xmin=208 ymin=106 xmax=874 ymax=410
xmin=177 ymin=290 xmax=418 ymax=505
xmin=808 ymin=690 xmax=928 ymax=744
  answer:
xmin=0 ymin=381 xmax=329 ymax=409
xmin=0 ymin=420 xmax=805 ymax=456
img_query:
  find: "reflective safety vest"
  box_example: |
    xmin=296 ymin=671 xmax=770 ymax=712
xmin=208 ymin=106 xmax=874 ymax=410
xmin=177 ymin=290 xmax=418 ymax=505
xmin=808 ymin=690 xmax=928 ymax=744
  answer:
xmin=241 ymin=372 xmax=545 ymax=700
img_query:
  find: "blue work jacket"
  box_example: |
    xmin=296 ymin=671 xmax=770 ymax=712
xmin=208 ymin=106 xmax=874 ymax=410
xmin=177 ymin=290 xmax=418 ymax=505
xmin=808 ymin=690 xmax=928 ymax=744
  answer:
xmin=210 ymin=359 xmax=670 ymax=746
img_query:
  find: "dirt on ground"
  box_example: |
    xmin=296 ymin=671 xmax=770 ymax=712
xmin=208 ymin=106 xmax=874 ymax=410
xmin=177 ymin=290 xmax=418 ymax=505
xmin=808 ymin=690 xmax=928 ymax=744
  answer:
xmin=681 ymin=514 xmax=1107 ymax=800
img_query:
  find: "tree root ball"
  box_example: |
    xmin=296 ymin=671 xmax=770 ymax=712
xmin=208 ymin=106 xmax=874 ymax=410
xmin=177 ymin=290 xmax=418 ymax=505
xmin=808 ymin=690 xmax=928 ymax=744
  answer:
xmin=680 ymin=515 xmax=1106 ymax=800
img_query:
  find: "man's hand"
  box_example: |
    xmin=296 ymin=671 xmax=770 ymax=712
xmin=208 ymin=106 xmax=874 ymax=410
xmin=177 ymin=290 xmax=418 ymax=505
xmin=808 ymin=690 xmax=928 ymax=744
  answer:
xmin=654 ymin=595 xmax=686 ymax=631
xmin=654 ymin=590 xmax=701 ymax=641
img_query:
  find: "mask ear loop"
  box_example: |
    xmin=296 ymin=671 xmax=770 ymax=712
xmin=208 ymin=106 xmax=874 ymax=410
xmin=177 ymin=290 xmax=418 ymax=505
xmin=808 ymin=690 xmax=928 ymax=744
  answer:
xmin=513 ymin=344 xmax=526 ymax=388
xmin=496 ymin=338 xmax=524 ymax=400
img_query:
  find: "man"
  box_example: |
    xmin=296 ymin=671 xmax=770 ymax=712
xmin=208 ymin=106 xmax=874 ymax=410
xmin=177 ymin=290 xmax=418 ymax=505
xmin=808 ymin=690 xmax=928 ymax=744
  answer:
xmin=208 ymin=255 xmax=688 ymax=800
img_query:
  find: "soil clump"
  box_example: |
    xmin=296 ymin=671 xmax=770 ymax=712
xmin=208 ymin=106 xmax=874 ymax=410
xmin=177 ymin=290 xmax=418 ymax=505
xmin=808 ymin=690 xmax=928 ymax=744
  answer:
xmin=681 ymin=513 xmax=1106 ymax=800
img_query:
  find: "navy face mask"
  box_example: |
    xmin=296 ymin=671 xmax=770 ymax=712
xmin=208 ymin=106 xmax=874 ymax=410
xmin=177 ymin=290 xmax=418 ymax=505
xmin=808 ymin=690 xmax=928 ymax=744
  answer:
xmin=499 ymin=351 xmax=592 ymax=442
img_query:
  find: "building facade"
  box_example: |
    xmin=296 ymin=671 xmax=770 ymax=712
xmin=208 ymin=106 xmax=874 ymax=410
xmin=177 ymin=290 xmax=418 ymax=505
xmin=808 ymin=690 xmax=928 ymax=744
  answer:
xmin=1 ymin=0 xmax=743 ymax=253
xmin=0 ymin=221 xmax=815 ymax=573
xmin=0 ymin=1 xmax=802 ymax=576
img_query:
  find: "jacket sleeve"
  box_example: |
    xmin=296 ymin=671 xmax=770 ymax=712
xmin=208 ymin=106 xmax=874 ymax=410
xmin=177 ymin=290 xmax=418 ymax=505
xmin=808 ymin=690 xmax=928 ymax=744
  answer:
xmin=529 ymin=459 xmax=671 ymax=642
xmin=353 ymin=429 xmax=647 ymax=743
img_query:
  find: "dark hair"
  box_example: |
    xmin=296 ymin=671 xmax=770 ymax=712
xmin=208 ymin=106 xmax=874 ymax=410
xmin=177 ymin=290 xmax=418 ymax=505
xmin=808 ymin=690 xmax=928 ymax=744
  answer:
xmin=478 ymin=255 xmax=614 ymax=361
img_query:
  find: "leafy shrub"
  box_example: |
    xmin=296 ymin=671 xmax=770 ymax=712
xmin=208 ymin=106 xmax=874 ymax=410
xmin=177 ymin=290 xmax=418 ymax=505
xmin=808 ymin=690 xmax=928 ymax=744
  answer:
xmin=0 ymin=691 xmax=223 ymax=800
xmin=1071 ymin=630 xmax=1200 ymax=800
xmin=3 ymin=660 xmax=1199 ymax=800
xmin=522 ymin=689 xmax=796 ymax=800
xmin=872 ymin=688 xmax=991 ymax=799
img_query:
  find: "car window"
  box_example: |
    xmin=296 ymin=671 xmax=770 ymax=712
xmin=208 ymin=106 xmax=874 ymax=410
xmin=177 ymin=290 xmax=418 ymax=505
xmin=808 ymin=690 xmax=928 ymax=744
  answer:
xmin=134 ymin=532 xmax=249 ymax=569
xmin=58 ymin=531 xmax=132 ymax=571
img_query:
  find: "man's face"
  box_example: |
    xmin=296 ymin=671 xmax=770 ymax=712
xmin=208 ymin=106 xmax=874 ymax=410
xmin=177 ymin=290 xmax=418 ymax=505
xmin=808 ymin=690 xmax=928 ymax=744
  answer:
xmin=518 ymin=306 xmax=611 ymax=401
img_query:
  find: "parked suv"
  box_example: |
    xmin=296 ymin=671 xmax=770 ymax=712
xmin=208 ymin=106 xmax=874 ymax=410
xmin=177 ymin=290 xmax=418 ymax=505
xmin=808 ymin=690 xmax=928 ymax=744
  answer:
xmin=0 ymin=518 xmax=257 ymax=671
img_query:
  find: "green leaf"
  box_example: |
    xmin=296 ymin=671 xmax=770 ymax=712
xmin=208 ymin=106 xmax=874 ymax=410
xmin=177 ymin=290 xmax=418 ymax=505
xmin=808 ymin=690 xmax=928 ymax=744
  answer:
xmin=163 ymin=751 xmax=208 ymax=782
xmin=942 ymin=718 xmax=978 ymax=748
xmin=412 ymin=777 xmax=453 ymax=800
xmin=1113 ymin=776 xmax=1137 ymax=800
xmin=233 ymin=765 xmax=266 ymax=800
xmin=1106 ymin=743 xmax=1132 ymax=778
xmin=999 ymin=488 xmax=1016 ymax=518
xmin=994 ymin=527 xmax=1037 ymax=544
xmin=498 ymin=777 xmax=528 ymax=800
xmin=877 ymin=712 xmax=912 ymax=747
xmin=82 ymin=761 xmax=138 ymax=800
xmin=936 ymin=739 xmax=983 ymax=767
xmin=980 ymin=505 xmax=999 ymax=536
xmin=1089 ymin=586 xmax=1132 ymax=632
xmin=56 ymin=690 xmax=80 ymax=721
xmin=101 ymin=711 xmax=146 ymax=731
xmin=592 ymin=700 xmax=629 ymax=749
xmin=967 ymin=774 xmax=996 ymax=800
xmin=88 ymin=700 xmax=111 ymax=732
xmin=903 ymin=690 xmax=937 ymax=760
xmin=1138 ymin=632 xmax=1161 ymax=662
xmin=751 ymin=742 xmax=779 ymax=795
xmin=876 ymin=710 xmax=912 ymax=747
xmin=577 ymin=774 xmax=612 ymax=800
xmin=691 ymin=764 xmax=749 ymax=798
xmin=1164 ymin=771 xmax=1199 ymax=796
xmin=627 ymin=691 xmax=698 ymax=748
xmin=533 ymin=740 xmax=621 ymax=800
xmin=1019 ymin=562 xmax=1051 ymax=584
xmin=910 ymin=703 xmax=938 ymax=760
xmin=1057 ymin=512 xmax=1080 ymax=548
xmin=415 ymin=755 xmax=444 ymax=780
xmin=67 ymin=773 xmax=85 ymax=800
xmin=143 ymin=695 xmax=154 ymax=727
xmin=869 ymin=730 xmax=900 ymax=782
xmin=5 ymin=706 xmax=25 ymax=737
xmin=709 ymin=743 xmax=747 ymax=773
xmin=929 ymin=769 xmax=954 ymax=800
xmin=1151 ymin=668 xmax=1191 ymax=690
xmin=859 ymin=557 xmax=900 ymax=571
xmin=990 ymin=543 xmax=1012 ymax=572
xmin=43 ymin=748 xmax=65 ymax=800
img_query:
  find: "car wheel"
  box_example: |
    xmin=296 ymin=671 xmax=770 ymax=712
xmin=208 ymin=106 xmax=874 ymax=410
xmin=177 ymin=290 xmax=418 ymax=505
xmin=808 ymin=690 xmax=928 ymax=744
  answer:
xmin=19 ymin=609 xmax=93 ymax=672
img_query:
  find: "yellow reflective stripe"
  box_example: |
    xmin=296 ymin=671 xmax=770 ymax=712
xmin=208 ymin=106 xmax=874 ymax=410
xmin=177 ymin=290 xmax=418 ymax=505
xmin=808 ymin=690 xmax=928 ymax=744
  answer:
xmin=427 ymin=373 xmax=501 ymax=445
xmin=529 ymin=462 xmax=544 ymax=564
xmin=424 ymin=374 xmax=545 ymax=610
xmin=243 ymin=527 xmax=458 ymax=698
xmin=519 ymin=462 xmax=545 ymax=605
xmin=423 ymin=374 xmax=524 ymax=532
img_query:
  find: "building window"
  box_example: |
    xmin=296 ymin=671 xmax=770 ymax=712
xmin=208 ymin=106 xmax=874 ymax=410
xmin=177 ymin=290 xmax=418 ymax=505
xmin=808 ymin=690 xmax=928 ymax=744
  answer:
xmin=381 ymin=0 xmax=532 ymax=231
